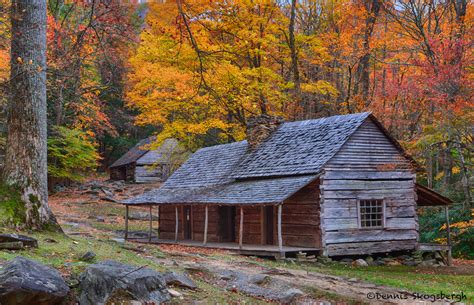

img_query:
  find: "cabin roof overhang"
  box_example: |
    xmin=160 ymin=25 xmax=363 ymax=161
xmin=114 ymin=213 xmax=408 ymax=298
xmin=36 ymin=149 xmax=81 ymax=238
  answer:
xmin=416 ymin=183 xmax=453 ymax=206
xmin=121 ymin=174 xmax=320 ymax=206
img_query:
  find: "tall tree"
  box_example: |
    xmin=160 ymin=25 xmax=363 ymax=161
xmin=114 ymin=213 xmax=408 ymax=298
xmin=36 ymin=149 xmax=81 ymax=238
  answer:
xmin=3 ymin=0 xmax=59 ymax=229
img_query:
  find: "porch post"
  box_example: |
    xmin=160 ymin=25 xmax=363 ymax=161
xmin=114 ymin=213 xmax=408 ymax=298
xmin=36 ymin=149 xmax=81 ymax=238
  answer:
xmin=203 ymin=205 xmax=209 ymax=246
xmin=444 ymin=206 xmax=453 ymax=266
xmin=124 ymin=205 xmax=129 ymax=240
xmin=239 ymin=206 xmax=244 ymax=250
xmin=157 ymin=206 xmax=160 ymax=239
xmin=175 ymin=206 xmax=179 ymax=242
xmin=148 ymin=205 xmax=153 ymax=242
xmin=277 ymin=204 xmax=283 ymax=252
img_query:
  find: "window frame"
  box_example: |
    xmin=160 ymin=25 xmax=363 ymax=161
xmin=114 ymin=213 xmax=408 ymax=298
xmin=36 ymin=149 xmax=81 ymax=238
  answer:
xmin=357 ymin=198 xmax=386 ymax=230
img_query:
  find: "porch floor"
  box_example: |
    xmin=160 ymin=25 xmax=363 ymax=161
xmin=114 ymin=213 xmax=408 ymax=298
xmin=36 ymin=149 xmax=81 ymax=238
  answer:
xmin=128 ymin=237 xmax=320 ymax=258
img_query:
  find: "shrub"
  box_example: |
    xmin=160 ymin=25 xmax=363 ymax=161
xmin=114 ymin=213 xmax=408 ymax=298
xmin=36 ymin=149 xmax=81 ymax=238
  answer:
xmin=48 ymin=126 xmax=100 ymax=181
xmin=419 ymin=204 xmax=473 ymax=259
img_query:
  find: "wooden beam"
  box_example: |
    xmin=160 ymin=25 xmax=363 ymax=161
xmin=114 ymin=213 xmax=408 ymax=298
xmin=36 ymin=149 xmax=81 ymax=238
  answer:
xmin=175 ymin=206 xmax=179 ymax=242
xmin=277 ymin=204 xmax=283 ymax=252
xmin=125 ymin=205 xmax=129 ymax=240
xmin=239 ymin=206 xmax=244 ymax=250
xmin=445 ymin=206 xmax=453 ymax=266
xmin=203 ymin=205 xmax=209 ymax=246
xmin=148 ymin=205 xmax=153 ymax=242
xmin=157 ymin=206 xmax=160 ymax=239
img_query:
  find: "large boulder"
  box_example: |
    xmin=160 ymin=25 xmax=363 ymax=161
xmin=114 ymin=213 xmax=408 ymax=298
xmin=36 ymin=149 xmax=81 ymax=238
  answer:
xmin=0 ymin=234 xmax=38 ymax=249
xmin=0 ymin=256 xmax=69 ymax=305
xmin=163 ymin=271 xmax=197 ymax=289
xmin=78 ymin=260 xmax=170 ymax=305
xmin=216 ymin=269 xmax=303 ymax=304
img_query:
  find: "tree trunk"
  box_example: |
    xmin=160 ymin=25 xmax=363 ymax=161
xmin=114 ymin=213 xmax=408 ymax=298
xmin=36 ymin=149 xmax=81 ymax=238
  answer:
xmin=356 ymin=0 xmax=381 ymax=104
xmin=3 ymin=0 xmax=60 ymax=230
xmin=288 ymin=0 xmax=301 ymax=118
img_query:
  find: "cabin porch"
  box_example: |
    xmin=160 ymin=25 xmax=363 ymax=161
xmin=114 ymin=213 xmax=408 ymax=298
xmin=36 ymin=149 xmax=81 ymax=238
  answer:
xmin=126 ymin=237 xmax=320 ymax=259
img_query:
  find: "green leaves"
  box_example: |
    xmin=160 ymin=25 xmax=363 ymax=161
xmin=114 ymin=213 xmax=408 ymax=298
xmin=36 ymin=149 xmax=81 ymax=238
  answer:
xmin=47 ymin=126 xmax=100 ymax=181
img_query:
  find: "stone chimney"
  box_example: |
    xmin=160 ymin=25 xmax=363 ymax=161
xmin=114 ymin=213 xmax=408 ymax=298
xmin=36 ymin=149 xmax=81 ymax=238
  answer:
xmin=246 ymin=115 xmax=284 ymax=150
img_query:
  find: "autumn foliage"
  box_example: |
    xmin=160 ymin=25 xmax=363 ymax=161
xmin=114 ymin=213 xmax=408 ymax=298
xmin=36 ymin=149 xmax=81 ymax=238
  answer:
xmin=0 ymin=0 xmax=470 ymax=206
xmin=126 ymin=0 xmax=472 ymax=206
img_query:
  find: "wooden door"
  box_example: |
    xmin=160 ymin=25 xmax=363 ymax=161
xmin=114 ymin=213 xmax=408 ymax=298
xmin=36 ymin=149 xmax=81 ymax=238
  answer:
xmin=183 ymin=206 xmax=192 ymax=240
xmin=263 ymin=206 xmax=274 ymax=245
xmin=218 ymin=206 xmax=236 ymax=242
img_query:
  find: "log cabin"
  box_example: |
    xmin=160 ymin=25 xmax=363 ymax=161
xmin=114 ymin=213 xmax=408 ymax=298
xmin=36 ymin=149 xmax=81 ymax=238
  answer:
xmin=109 ymin=138 xmax=185 ymax=183
xmin=122 ymin=113 xmax=452 ymax=257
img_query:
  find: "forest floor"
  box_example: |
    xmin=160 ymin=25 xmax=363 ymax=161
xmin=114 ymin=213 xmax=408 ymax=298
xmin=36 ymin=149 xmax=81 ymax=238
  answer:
xmin=0 ymin=179 xmax=472 ymax=304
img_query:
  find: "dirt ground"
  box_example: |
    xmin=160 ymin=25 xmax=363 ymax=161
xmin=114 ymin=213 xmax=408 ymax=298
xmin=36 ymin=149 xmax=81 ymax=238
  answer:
xmin=48 ymin=179 xmax=473 ymax=304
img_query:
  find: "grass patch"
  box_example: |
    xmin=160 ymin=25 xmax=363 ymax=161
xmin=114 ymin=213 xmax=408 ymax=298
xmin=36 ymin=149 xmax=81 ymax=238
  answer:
xmin=90 ymin=220 xmax=150 ymax=232
xmin=0 ymin=230 xmax=167 ymax=275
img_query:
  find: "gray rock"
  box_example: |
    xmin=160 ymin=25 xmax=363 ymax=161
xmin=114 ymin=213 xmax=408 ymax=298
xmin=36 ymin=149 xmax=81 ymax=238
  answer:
xmin=163 ymin=272 xmax=197 ymax=290
xmin=129 ymin=212 xmax=159 ymax=221
xmin=101 ymin=187 xmax=115 ymax=197
xmin=167 ymin=288 xmax=182 ymax=298
xmin=365 ymin=256 xmax=374 ymax=263
xmin=0 ymin=257 xmax=69 ymax=305
xmin=353 ymin=259 xmax=368 ymax=267
xmin=279 ymin=288 xmax=304 ymax=304
xmin=79 ymin=251 xmax=96 ymax=262
xmin=403 ymin=261 xmax=419 ymax=267
xmin=0 ymin=234 xmax=38 ymax=248
xmin=420 ymin=259 xmax=436 ymax=267
xmin=96 ymin=216 xmax=105 ymax=222
xmin=78 ymin=260 xmax=170 ymax=305
xmin=215 ymin=269 xmax=303 ymax=303
xmin=100 ymin=196 xmax=118 ymax=203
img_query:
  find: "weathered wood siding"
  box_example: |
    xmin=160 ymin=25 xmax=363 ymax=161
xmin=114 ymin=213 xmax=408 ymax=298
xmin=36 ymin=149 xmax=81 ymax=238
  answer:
xmin=158 ymin=206 xmax=180 ymax=240
xmin=158 ymin=205 xmax=219 ymax=242
xmin=282 ymin=181 xmax=322 ymax=248
xmin=135 ymin=165 xmax=163 ymax=183
xmin=191 ymin=206 xmax=219 ymax=242
xmin=134 ymin=151 xmax=171 ymax=183
xmin=236 ymin=206 xmax=262 ymax=244
xmin=321 ymin=118 xmax=418 ymax=256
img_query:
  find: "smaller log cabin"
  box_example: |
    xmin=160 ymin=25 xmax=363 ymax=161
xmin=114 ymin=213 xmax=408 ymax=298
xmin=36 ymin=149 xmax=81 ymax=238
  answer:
xmin=110 ymin=138 xmax=184 ymax=183
xmin=122 ymin=113 xmax=451 ymax=257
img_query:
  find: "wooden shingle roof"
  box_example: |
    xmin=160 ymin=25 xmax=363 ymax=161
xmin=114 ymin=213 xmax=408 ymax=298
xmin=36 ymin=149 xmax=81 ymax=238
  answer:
xmin=123 ymin=112 xmax=387 ymax=206
xmin=232 ymin=112 xmax=371 ymax=179
xmin=110 ymin=137 xmax=154 ymax=169
xmin=123 ymin=175 xmax=318 ymax=205
xmin=110 ymin=137 xmax=178 ymax=168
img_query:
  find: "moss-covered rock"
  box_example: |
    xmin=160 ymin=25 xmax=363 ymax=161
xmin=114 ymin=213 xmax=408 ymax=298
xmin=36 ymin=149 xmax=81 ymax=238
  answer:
xmin=0 ymin=183 xmax=26 ymax=227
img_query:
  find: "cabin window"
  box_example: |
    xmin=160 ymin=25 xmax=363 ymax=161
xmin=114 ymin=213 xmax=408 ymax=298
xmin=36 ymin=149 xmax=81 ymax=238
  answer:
xmin=358 ymin=199 xmax=384 ymax=229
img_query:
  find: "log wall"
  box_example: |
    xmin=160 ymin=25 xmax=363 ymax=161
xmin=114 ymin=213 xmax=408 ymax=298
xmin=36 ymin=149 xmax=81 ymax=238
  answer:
xmin=159 ymin=205 xmax=220 ymax=242
xmin=321 ymin=118 xmax=418 ymax=256
xmin=235 ymin=206 xmax=262 ymax=244
xmin=282 ymin=181 xmax=322 ymax=248
xmin=135 ymin=151 xmax=166 ymax=183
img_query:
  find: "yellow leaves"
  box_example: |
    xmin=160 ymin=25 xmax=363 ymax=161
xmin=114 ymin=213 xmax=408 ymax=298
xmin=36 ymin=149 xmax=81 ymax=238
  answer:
xmin=440 ymin=217 xmax=474 ymax=235
xmin=16 ymin=57 xmax=23 ymax=64
xmin=452 ymin=167 xmax=461 ymax=175
xmin=435 ymin=172 xmax=445 ymax=181
xmin=301 ymin=81 xmax=339 ymax=98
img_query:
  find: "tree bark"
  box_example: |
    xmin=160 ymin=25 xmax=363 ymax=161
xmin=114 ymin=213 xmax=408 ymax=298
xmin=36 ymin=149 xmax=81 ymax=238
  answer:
xmin=3 ymin=0 xmax=60 ymax=230
xmin=288 ymin=0 xmax=301 ymax=118
xmin=356 ymin=0 xmax=381 ymax=104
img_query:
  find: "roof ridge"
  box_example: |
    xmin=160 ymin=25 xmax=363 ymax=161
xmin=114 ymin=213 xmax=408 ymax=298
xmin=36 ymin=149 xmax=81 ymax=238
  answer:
xmin=197 ymin=140 xmax=247 ymax=152
xmin=281 ymin=112 xmax=371 ymax=127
